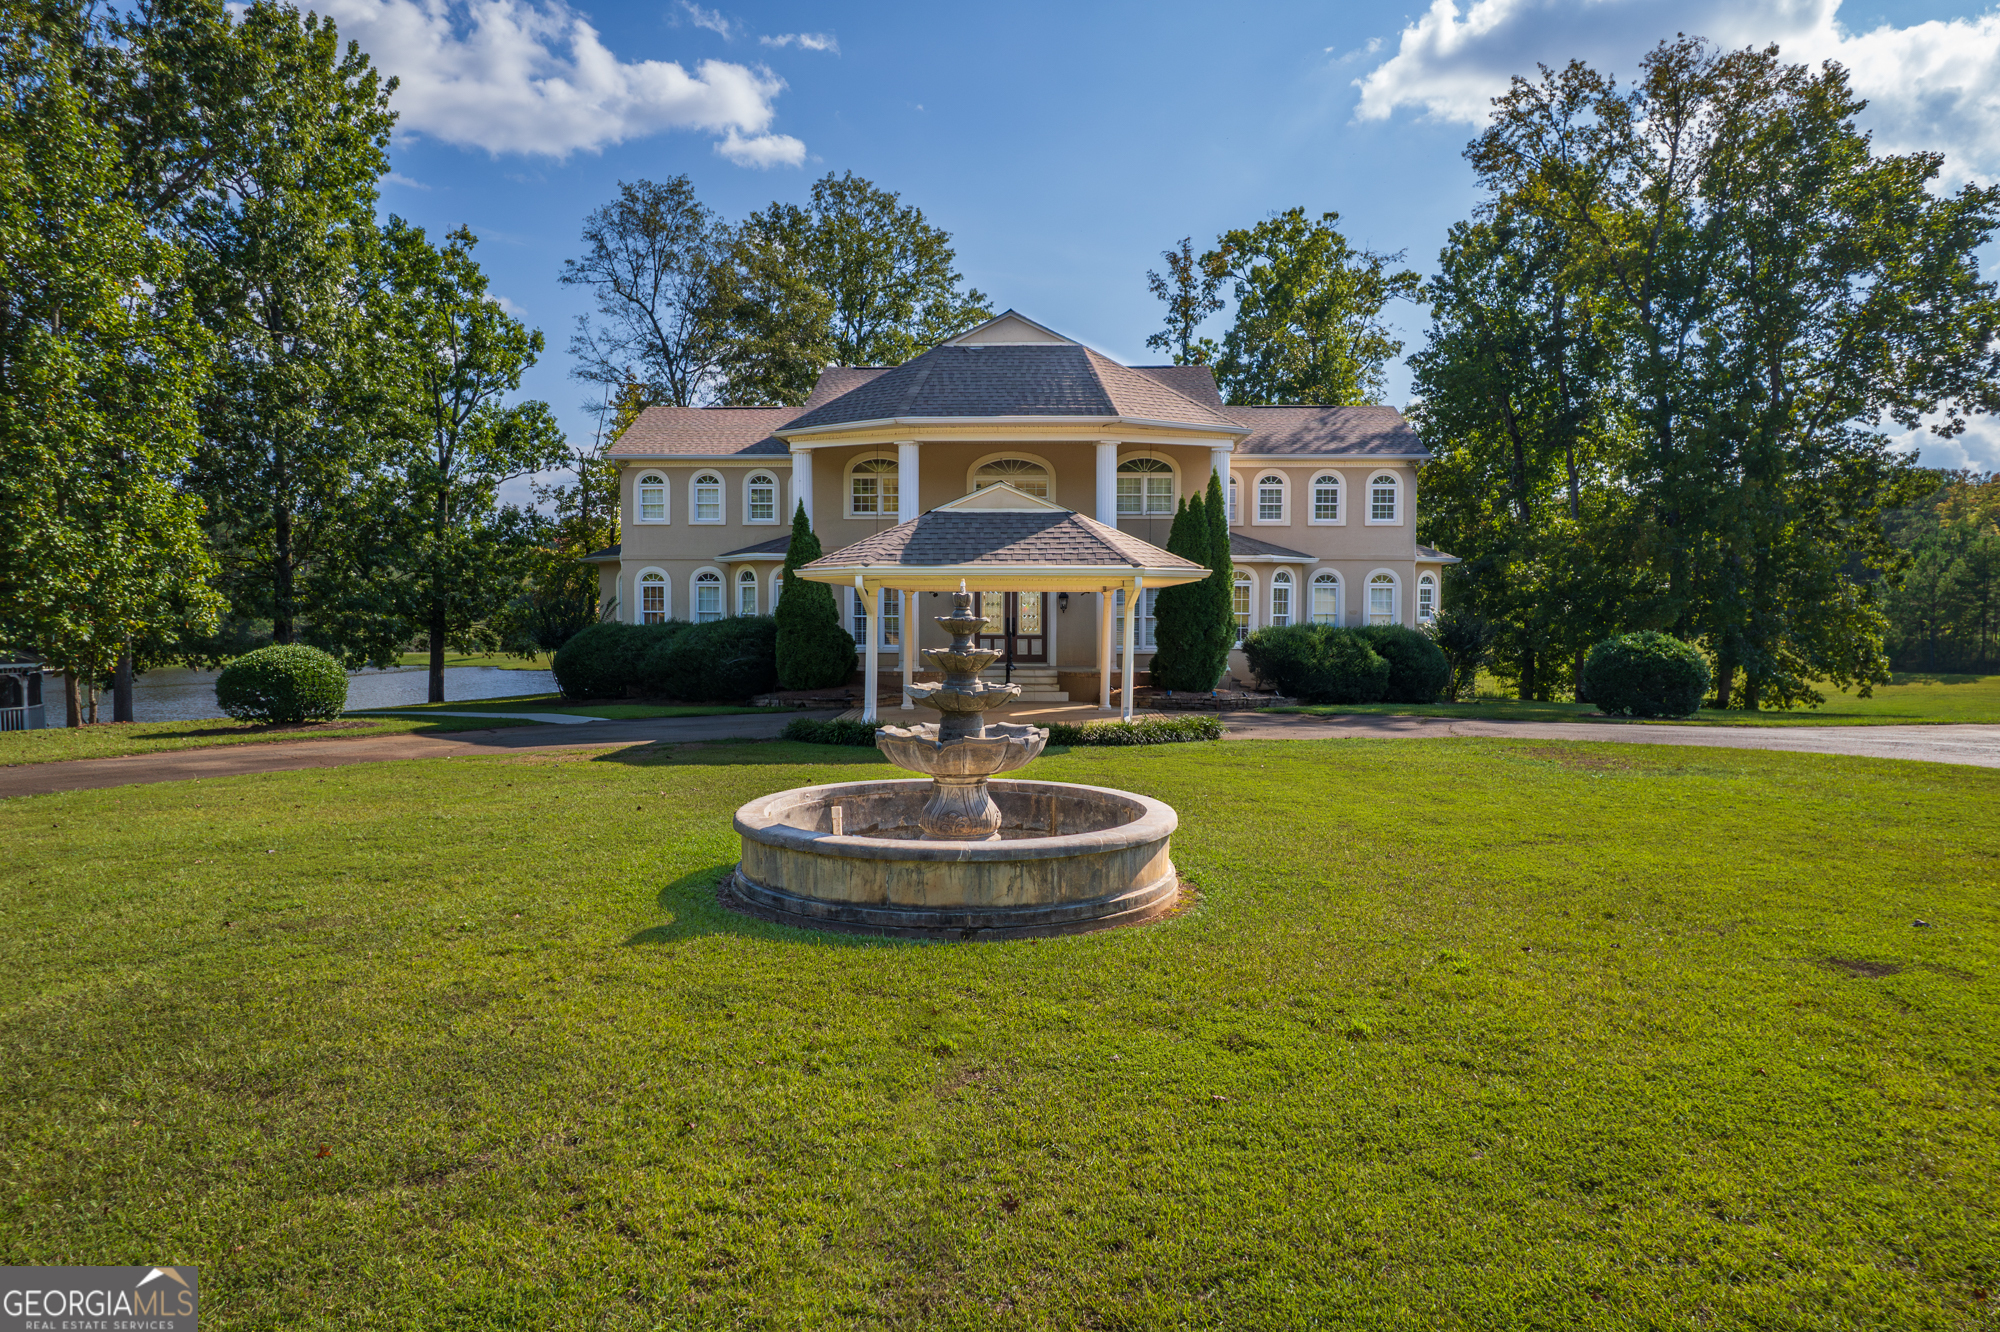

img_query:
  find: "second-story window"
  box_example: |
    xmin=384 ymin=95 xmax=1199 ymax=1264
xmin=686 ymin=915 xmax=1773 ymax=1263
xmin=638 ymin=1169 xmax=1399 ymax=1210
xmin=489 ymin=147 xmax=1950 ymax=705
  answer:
xmin=1116 ymin=458 xmax=1175 ymax=515
xmin=746 ymin=472 xmax=777 ymax=522
xmin=850 ymin=457 xmax=899 ymax=515
xmin=693 ymin=472 xmax=722 ymax=523
xmin=1312 ymin=474 xmax=1340 ymax=522
xmin=1257 ymin=473 xmax=1286 ymax=522
xmin=1228 ymin=475 xmax=1239 ymax=524
xmin=1370 ymin=473 xmax=1398 ymax=522
xmin=638 ymin=473 xmax=666 ymax=522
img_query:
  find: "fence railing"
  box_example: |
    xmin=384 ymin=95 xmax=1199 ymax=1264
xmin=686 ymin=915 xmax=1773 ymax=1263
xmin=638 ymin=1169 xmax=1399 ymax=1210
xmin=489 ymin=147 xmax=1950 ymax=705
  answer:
xmin=0 ymin=704 xmax=45 ymax=731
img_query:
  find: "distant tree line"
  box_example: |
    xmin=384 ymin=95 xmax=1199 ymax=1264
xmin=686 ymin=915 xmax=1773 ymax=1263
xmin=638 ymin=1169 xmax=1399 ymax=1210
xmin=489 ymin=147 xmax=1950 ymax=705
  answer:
xmin=1878 ymin=470 xmax=2000 ymax=673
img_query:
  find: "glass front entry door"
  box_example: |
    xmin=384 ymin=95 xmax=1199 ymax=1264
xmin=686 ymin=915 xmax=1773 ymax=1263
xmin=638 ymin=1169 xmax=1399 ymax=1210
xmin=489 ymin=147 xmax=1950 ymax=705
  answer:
xmin=974 ymin=591 xmax=1048 ymax=664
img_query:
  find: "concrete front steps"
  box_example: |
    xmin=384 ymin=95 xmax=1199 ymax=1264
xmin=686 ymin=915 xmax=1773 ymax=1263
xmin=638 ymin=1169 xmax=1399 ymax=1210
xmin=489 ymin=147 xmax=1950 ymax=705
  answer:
xmin=977 ymin=667 xmax=1069 ymax=703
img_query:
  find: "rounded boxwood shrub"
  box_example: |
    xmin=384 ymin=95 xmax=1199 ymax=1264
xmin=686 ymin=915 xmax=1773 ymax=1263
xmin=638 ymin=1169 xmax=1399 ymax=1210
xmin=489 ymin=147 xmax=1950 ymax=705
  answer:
xmin=1242 ymin=624 xmax=1390 ymax=704
xmin=642 ymin=616 xmax=778 ymax=701
xmin=1582 ymin=630 xmax=1712 ymax=717
xmin=214 ymin=644 xmax=348 ymax=724
xmin=552 ymin=621 xmax=685 ymax=699
xmin=1358 ymin=623 xmax=1452 ymax=703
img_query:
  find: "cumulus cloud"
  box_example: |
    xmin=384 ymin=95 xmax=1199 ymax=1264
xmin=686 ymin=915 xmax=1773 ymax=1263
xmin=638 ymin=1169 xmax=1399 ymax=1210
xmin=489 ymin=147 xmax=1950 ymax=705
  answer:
xmin=317 ymin=0 xmax=805 ymax=160
xmin=679 ymin=2 xmax=732 ymax=39
xmin=760 ymin=31 xmax=838 ymax=53
xmin=1353 ymin=0 xmax=2000 ymax=182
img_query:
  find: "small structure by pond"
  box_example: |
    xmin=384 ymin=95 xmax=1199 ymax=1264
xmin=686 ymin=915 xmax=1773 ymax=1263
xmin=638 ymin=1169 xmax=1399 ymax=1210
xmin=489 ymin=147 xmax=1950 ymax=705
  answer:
xmin=0 ymin=661 xmax=47 ymax=730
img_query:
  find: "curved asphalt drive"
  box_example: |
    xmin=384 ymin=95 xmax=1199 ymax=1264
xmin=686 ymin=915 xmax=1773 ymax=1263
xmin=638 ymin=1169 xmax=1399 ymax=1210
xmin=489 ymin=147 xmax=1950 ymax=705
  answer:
xmin=3 ymin=710 xmax=1997 ymax=799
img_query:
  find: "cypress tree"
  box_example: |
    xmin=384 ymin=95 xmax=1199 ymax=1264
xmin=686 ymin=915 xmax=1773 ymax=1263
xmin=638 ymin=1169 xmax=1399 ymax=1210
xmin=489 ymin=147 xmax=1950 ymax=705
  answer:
xmin=1199 ymin=468 xmax=1237 ymax=685
xmin=1149 ymin=495 xmax=1207 ymax=689
xmin=774 ymin=501 xmax=856 ymax=688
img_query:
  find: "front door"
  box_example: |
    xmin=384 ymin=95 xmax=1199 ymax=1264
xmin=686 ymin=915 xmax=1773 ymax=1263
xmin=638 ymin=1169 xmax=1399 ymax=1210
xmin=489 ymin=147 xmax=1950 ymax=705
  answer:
xmin=975 ymin=591 xmax=1048 ymax=664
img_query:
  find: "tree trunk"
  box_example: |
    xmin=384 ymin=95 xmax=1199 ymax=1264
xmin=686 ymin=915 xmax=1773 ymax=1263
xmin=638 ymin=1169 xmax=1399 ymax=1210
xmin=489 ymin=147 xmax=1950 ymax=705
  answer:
xmin=63 ymin=671 xmax=81 ymax=727
xmin=1519 ymin=648 xmax=1537 ymax=702
xmin=1741 ymin=673 xmax=1761 ymax=713
xmin=1572 ymin=649 xmax=1588 ymax=703
xmin=113 ymin=653 xmax=133 ymax=723
xmin=273 ymin=490 xmax=295 ymax=644
xmin=429 ymin=606 xmax=446 ymax=704
xmin=86 ymin=676 xmax=98 ymax=724
xmin=1712 ymin=655 xmax=1735 ymax=711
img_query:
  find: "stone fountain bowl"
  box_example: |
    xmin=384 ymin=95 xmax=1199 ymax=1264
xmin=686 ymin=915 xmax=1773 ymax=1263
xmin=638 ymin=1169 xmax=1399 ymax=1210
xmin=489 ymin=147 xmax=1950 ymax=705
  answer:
xmin=874 ymin=721 xmax=1045 ymax=777
xmin=722 ymin=779 xmax=1180 ymax=940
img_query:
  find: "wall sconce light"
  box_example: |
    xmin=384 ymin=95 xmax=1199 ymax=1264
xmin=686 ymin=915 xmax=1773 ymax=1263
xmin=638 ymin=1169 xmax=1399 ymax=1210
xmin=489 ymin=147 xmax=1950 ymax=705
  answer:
xmin=1058 ymin=592 xmax=1069 ymax=613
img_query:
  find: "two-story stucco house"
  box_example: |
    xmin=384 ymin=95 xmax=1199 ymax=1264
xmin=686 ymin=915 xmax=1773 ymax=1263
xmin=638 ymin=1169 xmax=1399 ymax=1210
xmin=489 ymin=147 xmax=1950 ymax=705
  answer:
xmin=587 ymin=311 xmax=1455 ymax=702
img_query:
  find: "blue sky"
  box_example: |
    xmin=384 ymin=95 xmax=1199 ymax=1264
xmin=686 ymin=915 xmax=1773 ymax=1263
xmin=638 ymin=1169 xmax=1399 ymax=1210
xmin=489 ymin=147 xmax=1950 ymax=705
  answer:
xmin=337 ymin=0 xmax=2000 ymax=495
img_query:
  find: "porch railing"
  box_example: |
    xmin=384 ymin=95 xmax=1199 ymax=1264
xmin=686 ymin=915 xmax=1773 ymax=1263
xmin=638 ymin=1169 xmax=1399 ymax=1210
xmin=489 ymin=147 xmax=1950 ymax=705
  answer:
xmin=0 ymin=704 xmax=45 ymax=731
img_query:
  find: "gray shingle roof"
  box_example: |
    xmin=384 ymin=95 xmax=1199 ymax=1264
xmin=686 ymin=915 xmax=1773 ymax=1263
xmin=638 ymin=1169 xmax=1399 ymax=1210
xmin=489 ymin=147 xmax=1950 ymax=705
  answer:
xmin=608 ymin=406 xmax=791 ymax=458
xmin=1415 ymin=544 xmax=1462 ymax=564
xmin=580 ymin=543 xmax=621 ymax=562
xmin=805 ymin=510 xmax=1206 ymax=573
xmin=1133 ymin=364 xmax=1225 ymax=410
xmin=717 ymin=534 xmax=793 ymax=558
xmin=1230 ymin=532 xmax=1314 ymax=560
xmin=1227 ymin=404 xmax=1428 ymax=457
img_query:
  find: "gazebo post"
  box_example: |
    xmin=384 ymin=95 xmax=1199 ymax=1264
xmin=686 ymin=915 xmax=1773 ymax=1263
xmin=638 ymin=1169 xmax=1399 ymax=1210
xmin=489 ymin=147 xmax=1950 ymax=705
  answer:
xmin=1097 ymin=589 xmax=1113 ymax=711
xmin=859 ymin=577 xmax=880 ymax=724
xmin=1121 ymin=576 xmax=1141 ymax=722
xmin=900 ymin=588 xmax=915 ymax=709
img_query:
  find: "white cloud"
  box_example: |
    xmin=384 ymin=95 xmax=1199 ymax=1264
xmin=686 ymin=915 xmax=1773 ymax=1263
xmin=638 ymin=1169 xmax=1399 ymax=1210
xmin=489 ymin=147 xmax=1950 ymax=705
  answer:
xmin=1894 ymin=417 xmax=2000 ymax=473
xmin=679 ymin=2 xmax=731 ymax=38
xmin=384 ymin=171 xmax=431 ymax=189
xmin=1352 ymin=0 xmax=2000 ymax=183
xmin=491 ymin=293 xmax=528 ymax=316
xmin=760 ymin=31 xmax=838 ymax=53
xmin=316 ymin=0 xmax=803 ymax=159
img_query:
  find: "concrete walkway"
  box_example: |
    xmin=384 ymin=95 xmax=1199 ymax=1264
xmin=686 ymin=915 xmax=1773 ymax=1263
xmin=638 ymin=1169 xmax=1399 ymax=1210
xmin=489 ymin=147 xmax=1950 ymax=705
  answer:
xmin=6 ymin=708 xmax=1996 ymax=800
xmin=354 ymin=709 xmax=602 ymax=725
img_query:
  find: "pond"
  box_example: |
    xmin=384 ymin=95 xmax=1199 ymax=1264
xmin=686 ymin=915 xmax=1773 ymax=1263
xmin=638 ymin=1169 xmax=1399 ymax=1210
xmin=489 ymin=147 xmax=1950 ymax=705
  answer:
xmin=118 ymin=664 xmax=560 ymax=723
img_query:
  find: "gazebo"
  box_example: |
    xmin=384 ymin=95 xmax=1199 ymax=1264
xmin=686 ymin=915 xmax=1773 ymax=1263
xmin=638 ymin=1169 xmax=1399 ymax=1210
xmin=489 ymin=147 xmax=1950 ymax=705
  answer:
xmin=798 ymin=483 xmax=1211 ymax=723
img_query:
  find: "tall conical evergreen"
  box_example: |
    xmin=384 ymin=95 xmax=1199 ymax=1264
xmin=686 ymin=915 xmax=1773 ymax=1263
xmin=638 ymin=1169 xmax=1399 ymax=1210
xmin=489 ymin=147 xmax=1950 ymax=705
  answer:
xmin=1199 ymin=468 xmax=1237 ymax=683
xmin=774 ymin=501 xmax=856 ymax=688
xmin=1149 ymin=495 xmax=1208 ymax=689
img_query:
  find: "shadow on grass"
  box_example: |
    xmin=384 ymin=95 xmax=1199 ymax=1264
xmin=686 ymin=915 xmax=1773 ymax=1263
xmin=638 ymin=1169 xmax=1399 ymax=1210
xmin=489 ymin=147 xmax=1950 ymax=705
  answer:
xmin=624 ymin=865 xmax=913 ymax=949
xmin=592 ymin=740 xmax=894 ymax=769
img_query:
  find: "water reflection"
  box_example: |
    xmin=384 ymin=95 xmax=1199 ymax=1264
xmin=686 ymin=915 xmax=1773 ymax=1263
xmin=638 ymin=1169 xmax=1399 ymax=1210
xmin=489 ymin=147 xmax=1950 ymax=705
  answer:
xmin=121 ymin=664 xmax=559 ymax=723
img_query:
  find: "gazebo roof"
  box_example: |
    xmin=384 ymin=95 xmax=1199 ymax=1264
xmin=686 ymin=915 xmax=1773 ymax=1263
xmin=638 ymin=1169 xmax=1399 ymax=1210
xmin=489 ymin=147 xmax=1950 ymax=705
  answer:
xmin=798 ymin=485 xmax=1210 ymax=592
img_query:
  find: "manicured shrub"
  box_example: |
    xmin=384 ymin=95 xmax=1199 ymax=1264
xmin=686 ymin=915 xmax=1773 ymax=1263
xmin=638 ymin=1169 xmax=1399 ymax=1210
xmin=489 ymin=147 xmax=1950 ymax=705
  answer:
xmin=643 ymin=617 xmax=778 ymax=701
xmin=1149 ymin=490 xmax=1230 ymax=691
xmin=1044 ymin=715 xmax=1223 ymax=746
xmin=1242 ymin=624 xmax=1390 ymax=704
xmin=214 ymin=644 xmax=348 ymax=724
xmin=1428 ymin=606 xmax=1497 ymax=701
xmin=1582 ymin=631 xmax=1712 ymax=718
xmin=774 ymin=503 xmax=858 ymax=689
xmin=1358 ymin=623 xmax=1451 ymax=704
xmin=781 ymin=717 xmax=879 ymax=746
xmin=552 ymin=621 xmax=686 ymax=698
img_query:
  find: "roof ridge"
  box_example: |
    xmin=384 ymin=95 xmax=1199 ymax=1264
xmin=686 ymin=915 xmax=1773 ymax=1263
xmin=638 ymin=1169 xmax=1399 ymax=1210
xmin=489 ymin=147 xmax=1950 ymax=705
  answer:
xmin=893 ymin=353 xmax=939 ymax=416
xmin=1083 ymin=347 xmax=1235 ymax=426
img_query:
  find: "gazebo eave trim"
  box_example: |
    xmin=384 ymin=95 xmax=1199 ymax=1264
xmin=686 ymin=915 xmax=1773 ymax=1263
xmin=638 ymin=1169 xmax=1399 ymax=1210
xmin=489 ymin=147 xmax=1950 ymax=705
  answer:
xmin=796 ymin=563 xmax=1209 ymax=592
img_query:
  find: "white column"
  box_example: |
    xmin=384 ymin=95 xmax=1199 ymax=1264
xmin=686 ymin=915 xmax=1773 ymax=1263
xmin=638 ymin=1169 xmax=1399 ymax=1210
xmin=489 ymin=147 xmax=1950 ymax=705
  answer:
xmin=1097 ymin=589 xmax=1114 ymax=711
xmin=1095 ymin=440 xmax=1119 ymax=524
xmin=859 ymin=578 xmax=879 ymax=724
xmin=896 ymin=441 xmax=919 ymax=524
xmin=792 ymin=449 xmax=814 ymax=526
xmin=1211 ymin=446 xmax=1230 ymax=489
xmin=1121 ymin=576 xmax=1141 ymax=722
xmin=900 ymin=588 xmax=916 ymax=709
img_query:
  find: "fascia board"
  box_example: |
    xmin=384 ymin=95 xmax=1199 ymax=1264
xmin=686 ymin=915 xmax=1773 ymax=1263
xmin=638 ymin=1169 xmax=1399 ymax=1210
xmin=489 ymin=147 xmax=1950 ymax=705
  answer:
xmin=1228 ymin=452 xmax=1432 ymax=462
xmin=779 ymin=415 xmax=1251 ymax=442
xmin=795 ymin=564 xmax=1210 ymax=591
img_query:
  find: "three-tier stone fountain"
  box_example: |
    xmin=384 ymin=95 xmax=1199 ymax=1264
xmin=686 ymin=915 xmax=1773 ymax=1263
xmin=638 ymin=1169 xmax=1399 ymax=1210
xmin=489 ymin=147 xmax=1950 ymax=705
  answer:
xmin=721 ymin=586 xmax=1181 ymax=939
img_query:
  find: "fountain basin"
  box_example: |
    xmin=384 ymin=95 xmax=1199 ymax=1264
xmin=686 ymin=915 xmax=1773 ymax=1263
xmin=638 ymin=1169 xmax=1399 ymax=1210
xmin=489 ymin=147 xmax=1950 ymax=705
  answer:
xmin=723 ymin=778 xmax=1179 ymax=939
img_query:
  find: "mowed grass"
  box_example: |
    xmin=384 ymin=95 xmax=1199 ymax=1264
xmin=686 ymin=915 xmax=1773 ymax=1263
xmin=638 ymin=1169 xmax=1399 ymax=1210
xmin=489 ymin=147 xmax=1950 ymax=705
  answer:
xmin=391 ymin=651 xmax=552 ymax=671
xmin=1272 ymin=671 xmax=2000 ymax=727
xmin=351 ymin=693 xmax=791 ymax=721
xmin=1 ymin=739 xmax=1996 ymax=1330
xmin=0 ymin=713 xmax=530 ymax=767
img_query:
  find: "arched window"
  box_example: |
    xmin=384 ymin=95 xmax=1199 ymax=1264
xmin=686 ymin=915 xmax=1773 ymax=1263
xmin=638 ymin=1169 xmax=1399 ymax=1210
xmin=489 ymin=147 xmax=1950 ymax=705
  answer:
xmin=1232 ymin=573 xmax=1252 ymax=645
xmin=745 ymin=471 xmax=778 ymax=523
xmin=637 ymin=473 xmax=666 ymax=523
xmin=1417 ymin=573 xmax=1437 ymax=621
xmin=737 ymin=568 xmax=759 ymax=616
xmin=769 ymin=568 xmax=785 ymax=609
xmin=1311 ymin=473 xmax=1341 ymax=523
xmin=1116 ymin=457 xmax=1175 ymax=515
xmin=694 ymin=569 xmax=723 ymax=622
xmin=849 ymin=457 xmax=899 ymax=516
xmin=1228 ymin=474 xmax=1240 ymax=524
xmin=1368 ymin=572 xmax=1397 ymax=625
xmin=1312 ymin=572 xmax=1341 ymax=625
xmin=1270 ymin=570 xmax=1293 ymax=626
xmin=692 ymin=472 xmax=723 ymax=523
xmin=637 ymin=570 xmax=668 ymax=624
xmin=1256 ymin=473 xmax=1287 ymax=523
xmin=972 ymin=457 xmax=1050 ymax=497
xmin=1369 ymin=473 xmax=1398 ymax=523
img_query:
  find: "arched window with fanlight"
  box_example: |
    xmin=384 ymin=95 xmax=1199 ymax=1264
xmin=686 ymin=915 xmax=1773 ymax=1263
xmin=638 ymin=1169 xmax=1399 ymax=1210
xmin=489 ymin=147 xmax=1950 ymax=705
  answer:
xmin=1311 ymin=473 xmax=1341 ymax=524
xmin=637 ymin=570 xmax=668 ymax=624
xmin=637 ymin=473 xmax=666 ymax=523
xmin=1232 ymin=572 xmax=1253 ymax=645
xmin=848 ymin=457 xmax=899 ymax=516
xmin=737 ymin=568 xmax=759 ymax=616
xmin=1116 ymin=457 xmax=1175 ymax=515
xmin=1270 ymin=569 xmax=1293 ymax=626
xmin=971 ymin=457 xmax=1051 ymax=498
xmin=1417 ymin=572 xmax=1437 ymax=622
xmin=1311 ymin=571 xmax=1341 ymax=624
xmin=693 ymin=569 xmax=723 ymax=622
xmin=1369 ymin=473 xmax=1399 ymax=523
xmin=691 ymin=472 xmax=723 ymax=523
xmin=744 ymin=471 xmax=778 ymax=523
xmin=1228 ymin=474 xmax=1240 ymax=524
xmin=1256 ymin=473 xmax=1287 ymax=523
xmin=1368 ymin=572 xmax=1398 ymax=625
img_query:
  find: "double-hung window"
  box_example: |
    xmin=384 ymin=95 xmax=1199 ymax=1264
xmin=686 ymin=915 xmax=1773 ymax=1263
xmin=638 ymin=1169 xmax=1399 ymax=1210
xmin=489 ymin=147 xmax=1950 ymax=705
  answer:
xmin=1370 ymin=474 xmax=1398 ymax=522
xmin=694 ymin=571 xmax=722 ymax=622
xmin=850 ymin=458 xmax=899 ymax=516
xmin=638 ymin=572 xmax=667 ymax=624
xmin=1113 ymin=588 xmax=1158 ymax=649
xmin=850 ymin=589 xmax=899 ymax=645
xmin=737 ymin=569 xmax=759 ymax=616
xmin=1232 ymin=574 xmax=1252 ymax=644
xmin=746 ymin=472 xmax=777 ymax=523
xmin=1257 ymin=474 xmax=1285 ymax=522
xmin=1312 ymin=573 xmax=1340 ymax=625
xmin=1312 ymin=474 xmax=1340 ymax=522
xmin=1368 ymin=573 xmax=1396 ymax=625
xmin=693 ymin=473 xmax=722 ymax=523
xmin=1418 ymin=574 xmax=1436 ymax=621
xmin=1270 ymin=571 xmax=1293 ymax=626
xmin=637 ymin=474 xmax=666 ymax=523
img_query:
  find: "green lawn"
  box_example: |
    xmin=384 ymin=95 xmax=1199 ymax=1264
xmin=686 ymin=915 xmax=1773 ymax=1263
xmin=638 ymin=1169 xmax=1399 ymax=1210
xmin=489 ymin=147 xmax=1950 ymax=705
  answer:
xmin=1 ymin=739 xmax=1994 ymax=1329
xmin=1271 ymin=671 xmax=2000 ymax=726
xmin=350 ymin=693 xmax=791 ymax=721
xmin=392 ymin=651 xmax=552 ymax=671
xmin=0 ymin=713 xmax=530 ymax=767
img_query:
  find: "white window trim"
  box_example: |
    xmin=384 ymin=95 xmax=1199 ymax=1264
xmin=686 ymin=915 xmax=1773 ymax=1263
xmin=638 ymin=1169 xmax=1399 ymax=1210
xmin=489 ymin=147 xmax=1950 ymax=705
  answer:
xmin=690 ymin=471 xmax=725 ymax=525
xmin=1111 ymin=586 xmax=1161 ymax=656
xmin=737 ymin=567 xmax=760 ymax=616
xmin=1231 ymin=568 xmax=1257 ymax=646
xmin=1114 ymin=451 xmax=1181 ymax=517
xmin=1365 ymin=568 xmax=1402 ymax=626
xmin=1308 ymin=472 xmax=1345 ymax=526
xmin=845 ymin=455 xmax=902 ymax=519
xmin=634 ymin=472 xmax=669 ymax=525
xmin=769 ymin=567 xmax=786 ymax=609
xmin=1365 ymin=472 xmax=1402 ymax=526
xmin=634 ymin=566 xmax=671 ymax=624
xmin=1309 ymin=568 xmax=1344 ymax=626
xmin=964 ymin=450 xmax=1058 ymax=504
xmin=1252 ymin=471 xmax=1290 ymax=526
xmin=691 ymin=566 xmax=726 ymax=621
xmin=846 ymin=586 xmax=903 ymax=654
xmin=1269 ymin=569 xmax=1296 ymax=626
xmin=743 ymin=470 xmax=781 ymax=525
xmin=1417 ymin=572 xmax=1439 ymax=622
xmin=1228 ymin=472 xmax=1241 ymax=526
